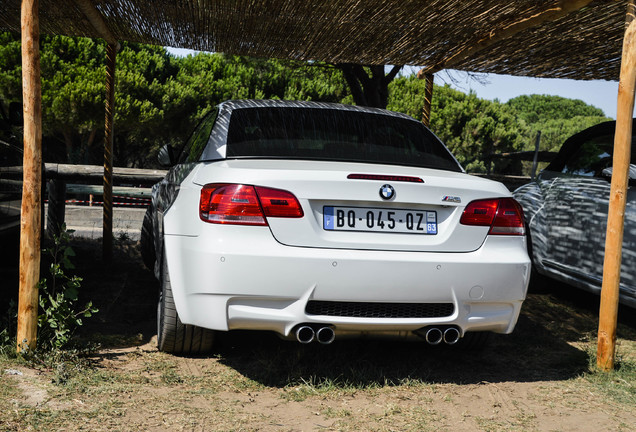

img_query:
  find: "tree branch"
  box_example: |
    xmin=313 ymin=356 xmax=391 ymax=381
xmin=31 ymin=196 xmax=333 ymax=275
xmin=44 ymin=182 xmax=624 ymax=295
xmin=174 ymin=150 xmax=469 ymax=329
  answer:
xmin=384 ymin=65 xmax=403 ymax=85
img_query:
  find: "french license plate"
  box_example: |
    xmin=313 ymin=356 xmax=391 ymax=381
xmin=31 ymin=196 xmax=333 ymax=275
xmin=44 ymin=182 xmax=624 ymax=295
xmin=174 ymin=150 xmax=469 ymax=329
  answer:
xmin=323 ymin=206 xmax=437 ymax=234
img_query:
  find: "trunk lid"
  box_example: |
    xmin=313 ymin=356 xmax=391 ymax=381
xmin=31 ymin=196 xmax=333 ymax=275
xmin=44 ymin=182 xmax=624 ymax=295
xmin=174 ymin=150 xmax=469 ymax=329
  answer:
xmin=193 ymin=159 xmax=511 ymax=252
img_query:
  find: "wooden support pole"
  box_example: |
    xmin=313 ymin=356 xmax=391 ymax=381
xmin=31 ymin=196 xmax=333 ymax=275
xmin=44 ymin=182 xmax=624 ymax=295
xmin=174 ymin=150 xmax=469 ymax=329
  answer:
xmin=421 ymin=73 xmax=434 ymax=127
xmin=71 ymin=0 xmax=120 ymax=260
xmin=16 ymin=0 xmax=42 ymax=353
xmin=102 ymin=43 xmax=117 ymax=261
xmin=597 ymin=0 xmax=636 ymax=371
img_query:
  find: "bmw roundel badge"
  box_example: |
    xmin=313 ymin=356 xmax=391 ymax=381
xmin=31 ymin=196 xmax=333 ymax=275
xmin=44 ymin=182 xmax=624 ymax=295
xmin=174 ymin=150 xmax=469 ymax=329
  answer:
xmin=379 ymin=184 xmax=395 ymax=200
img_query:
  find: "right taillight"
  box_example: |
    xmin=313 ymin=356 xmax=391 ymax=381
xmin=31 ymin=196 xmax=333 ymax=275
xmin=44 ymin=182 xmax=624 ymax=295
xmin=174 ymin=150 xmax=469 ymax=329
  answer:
xmin=255 ymin=186 xmax=304 ymax=218
xmin=460 ymin=198 xmax=525 ymax=236
xmin=199 ymin=183 xmax=303 ymax=225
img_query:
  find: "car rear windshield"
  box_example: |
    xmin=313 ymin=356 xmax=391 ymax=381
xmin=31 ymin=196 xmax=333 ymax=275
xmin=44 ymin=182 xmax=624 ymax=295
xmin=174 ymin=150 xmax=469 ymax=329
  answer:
xmin=225 ymin=107 xmax=462 ymax=172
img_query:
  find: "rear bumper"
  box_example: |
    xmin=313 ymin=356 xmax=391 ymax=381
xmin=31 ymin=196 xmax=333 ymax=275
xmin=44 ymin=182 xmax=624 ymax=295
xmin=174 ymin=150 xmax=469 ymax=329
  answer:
xmin=164 ymin=226 xmax=530 ymax=338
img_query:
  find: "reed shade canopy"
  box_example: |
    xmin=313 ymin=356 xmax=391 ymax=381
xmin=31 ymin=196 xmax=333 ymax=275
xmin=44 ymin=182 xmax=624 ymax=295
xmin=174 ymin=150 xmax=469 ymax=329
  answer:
xmin=0 ymin=0 xmax=628 ymax=80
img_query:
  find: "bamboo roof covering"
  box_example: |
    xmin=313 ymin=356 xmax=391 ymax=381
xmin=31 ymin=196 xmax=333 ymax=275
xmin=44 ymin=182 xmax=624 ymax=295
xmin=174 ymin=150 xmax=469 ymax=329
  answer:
xmin=0 ymin=0 xmax=628 ymax=81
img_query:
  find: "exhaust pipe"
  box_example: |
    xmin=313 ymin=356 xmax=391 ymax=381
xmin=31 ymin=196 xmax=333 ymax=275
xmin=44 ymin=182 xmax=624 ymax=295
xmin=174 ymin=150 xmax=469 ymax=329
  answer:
xmin=316 ymin=327 xmax=336 ymax=345
xmin=425 ymin=327 xmax=443 ymax=345
xmin=443 ymin=327 xmax=461 ymax=345
xmin=295 ymin=326 xmax=315 ymax=344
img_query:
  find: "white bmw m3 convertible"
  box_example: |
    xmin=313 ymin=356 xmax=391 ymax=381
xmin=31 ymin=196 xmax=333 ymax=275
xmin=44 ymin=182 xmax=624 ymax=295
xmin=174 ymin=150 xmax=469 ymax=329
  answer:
xmin=140 ymin=99 xmax=530 ymax=354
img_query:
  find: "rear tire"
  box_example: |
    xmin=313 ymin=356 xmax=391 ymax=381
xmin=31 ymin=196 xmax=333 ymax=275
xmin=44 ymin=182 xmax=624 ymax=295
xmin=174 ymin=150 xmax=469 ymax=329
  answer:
xmin=157 ymin=254 xmax=215 ymax=354
xmin=140 ymin=207 xmax=156 ymax=271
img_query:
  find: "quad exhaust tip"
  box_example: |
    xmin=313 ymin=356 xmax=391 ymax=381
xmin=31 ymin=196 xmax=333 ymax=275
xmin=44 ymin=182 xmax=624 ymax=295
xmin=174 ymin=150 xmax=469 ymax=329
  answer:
xmin=443 ymin=327 xmax=461 ymax=345
xmin=316 ymin=326 xmax=336 ymax=345
xmin=295 ymin=326 xmax=315 ymax=344
xmin=295 ymin=324 xmax=459 ymax=346
xmin=425 ymin=327 xmax=443 ymax=345
xmin=420 ymin=326 xmax=462 ymax=345
xmin=295 ymin=325 xmax=335 ymax=344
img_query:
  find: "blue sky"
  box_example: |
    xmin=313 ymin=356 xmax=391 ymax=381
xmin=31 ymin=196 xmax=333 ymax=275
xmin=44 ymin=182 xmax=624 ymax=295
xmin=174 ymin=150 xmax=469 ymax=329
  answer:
xmin=167 ymin=47 xmax=621 ymax=119
xmin=439 ymin=70 xmax=620 ymax=119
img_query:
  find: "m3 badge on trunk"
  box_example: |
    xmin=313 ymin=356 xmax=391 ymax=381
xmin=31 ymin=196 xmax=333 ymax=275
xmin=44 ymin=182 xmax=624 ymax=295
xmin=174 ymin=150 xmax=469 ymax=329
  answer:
xmin=442 ymin=195 xmax=461 ymax=203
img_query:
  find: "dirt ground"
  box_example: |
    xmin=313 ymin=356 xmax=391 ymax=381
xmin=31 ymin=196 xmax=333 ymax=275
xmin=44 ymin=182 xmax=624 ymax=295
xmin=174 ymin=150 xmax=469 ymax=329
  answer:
xmin=2 ymin=239 xmax=636 ymax=431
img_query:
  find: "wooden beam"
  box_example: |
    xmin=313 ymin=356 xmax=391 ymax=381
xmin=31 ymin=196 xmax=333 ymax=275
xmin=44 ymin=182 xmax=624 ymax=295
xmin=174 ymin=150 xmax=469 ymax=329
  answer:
xmin=65 ymin=184 xmax=152 ymax=198
xmin=0 ymin=163 xmax=167 ymax=184
xmin=418 ymin=0 xmax=593 ymax=76
xmin=16 ymin=0 xmax=42 ymax=353
xmin=597 ymin=0 xmax=636 ymax=372
xmin=71 ymin=0 xmax=117 ymax=45
xmin=102 ymin=42 xmax=117 ymax=261
xmin=421 ymin=73 xmax=434 ymax=127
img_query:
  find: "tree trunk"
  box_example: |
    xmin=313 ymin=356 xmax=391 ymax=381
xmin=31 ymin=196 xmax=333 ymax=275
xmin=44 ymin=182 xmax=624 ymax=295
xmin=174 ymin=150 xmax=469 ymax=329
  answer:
xmin=336 ymin=64 xmax=402 ymax=109
xmin=62 ymin=130 xmax=74 ymax=162
xmin=84 ymin=127 xmax=98 ymax=163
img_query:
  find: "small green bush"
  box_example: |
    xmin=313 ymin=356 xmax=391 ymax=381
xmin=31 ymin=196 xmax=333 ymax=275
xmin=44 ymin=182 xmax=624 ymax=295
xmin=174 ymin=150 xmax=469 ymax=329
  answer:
xmin=36 ymin=226 xmax=98 ymax=350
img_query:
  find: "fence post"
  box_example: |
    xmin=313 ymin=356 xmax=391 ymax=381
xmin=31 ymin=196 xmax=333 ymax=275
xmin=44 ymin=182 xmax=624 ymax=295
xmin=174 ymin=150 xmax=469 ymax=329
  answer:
xmin=46 ymin=179 xmax=66 ymax=238
xmin=531 ymin=131 xmax=542 ymax=180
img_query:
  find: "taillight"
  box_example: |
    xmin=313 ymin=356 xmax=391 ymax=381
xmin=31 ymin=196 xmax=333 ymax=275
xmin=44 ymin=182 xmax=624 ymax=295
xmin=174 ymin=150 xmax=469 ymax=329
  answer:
xmin=255 ymin=187 xmax=304 ymax=218
xmin=460 ymin=198 xmax=525 ymax=235
xmin=199 ymin=183 xmax=303 ymax=225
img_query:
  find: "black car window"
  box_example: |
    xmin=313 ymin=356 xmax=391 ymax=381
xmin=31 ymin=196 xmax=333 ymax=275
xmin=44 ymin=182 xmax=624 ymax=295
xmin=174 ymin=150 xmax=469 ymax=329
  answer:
xmin=562 ymin=133 xmax=636 ymax=177
xmin=225 ymin=107 xmax=462 ymax=172
xmin=178 ymin=108 xmax=218 ymax=164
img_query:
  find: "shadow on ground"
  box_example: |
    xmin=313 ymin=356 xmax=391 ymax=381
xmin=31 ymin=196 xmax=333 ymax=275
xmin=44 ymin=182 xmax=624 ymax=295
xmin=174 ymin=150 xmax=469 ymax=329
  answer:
xmin=8 ymin=238 xmax=636 ymax=389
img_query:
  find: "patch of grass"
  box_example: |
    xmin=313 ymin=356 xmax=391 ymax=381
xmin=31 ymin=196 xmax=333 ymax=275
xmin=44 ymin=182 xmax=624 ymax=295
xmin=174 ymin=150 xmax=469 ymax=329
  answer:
xmin=116 ymin=230 xmax=132 ymax=244
xmin=282 ymin=376 xmax=354 ymax=402
xmin=322 ymin=406 xmax=352 ymax=418
xmin=582 ymin=348 xmax=636 ymax=407
xmin=474 ymin=412 xmax=537 ymax=432
xmin=371 ymin=405 xmax=444 ymax=432
xmin=82 ymin=333 xmax=145 ymax=348
xmin=0 ymin=367 xmax=21 ymax=431
xmin=160 ymin=368 xmax=183 ymax=385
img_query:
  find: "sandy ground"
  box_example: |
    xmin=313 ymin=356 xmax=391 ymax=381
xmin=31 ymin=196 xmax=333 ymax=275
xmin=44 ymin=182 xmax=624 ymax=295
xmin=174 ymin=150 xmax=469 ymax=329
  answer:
xmin=4 ymin=332 xmax=636 ymax=432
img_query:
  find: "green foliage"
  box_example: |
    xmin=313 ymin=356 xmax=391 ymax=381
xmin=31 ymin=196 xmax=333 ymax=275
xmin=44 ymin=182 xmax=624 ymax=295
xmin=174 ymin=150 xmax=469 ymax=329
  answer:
xmin=506 ymin=95 xmax=611 ymax=154
xmin=0 ymin=33 xmax=21 ymax=102
xmin=0 ymin=34 xmax=352 ymax=167
xmin=164 ymin=55 xmax=350 ymax=128
xmin=37 ymin=227 xmax=98 ymax=350
xmin=0 ymin=32 xmax=611 ymax=174
xmin=0 ymin=299 xmax=17 ymax=352
xmin=389 ymin=78 xmax=527 ymax=173
xmin=507 ymin=94 xmax=605 ymax=124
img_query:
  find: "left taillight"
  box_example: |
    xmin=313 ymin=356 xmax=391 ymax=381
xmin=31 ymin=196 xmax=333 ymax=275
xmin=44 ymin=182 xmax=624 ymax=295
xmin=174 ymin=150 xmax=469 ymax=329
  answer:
xmin=460 ymin=198 xmax=525 ymax=236
xmin=199 ymin=183 xmax=303 ymax=225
